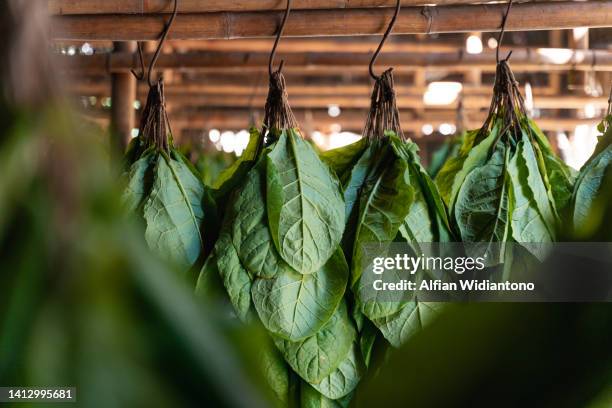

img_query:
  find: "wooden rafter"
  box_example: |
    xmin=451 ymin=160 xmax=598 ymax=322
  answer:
xmin=57 ymin=49 xmax=612 ymax=73
xmin=50 ymin=1 xmax=612 ymax=40
xmin=82 ymin=106 xmax=603 ymax=134
xmin=49 ymin=0 xmax=546 ymax=15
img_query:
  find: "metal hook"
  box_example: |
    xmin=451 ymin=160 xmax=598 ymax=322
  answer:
xmin=369 ymin=0 xmax=401 ymax=80
xmin=269 ymin=0 xmax=292 ymax=76
xmin=130 ymin=41 xmax=145 ymax=80
xmin=496 ymin=0 xmax=514 ymax=63
xmin=147 ymin=0 xmax=179 ymax=86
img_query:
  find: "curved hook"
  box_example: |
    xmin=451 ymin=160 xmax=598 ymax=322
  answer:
xmin=269 ymin=0 xmax=292 ymax=76
xmin=496 ymin=0 xmax=514 ymax=63
xmin=130 ymin=42 xmax=146 ymax=80
xmin=147 ymin=0 xmax=179 ymax=86
xmin=369 ymin=0 xmax=401 ymax=80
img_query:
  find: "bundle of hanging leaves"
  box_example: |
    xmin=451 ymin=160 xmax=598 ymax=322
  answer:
xmin=197 ymin=69 xmax=365 ymax=406
xmin=321 ymin=69 xmax=453 ymax=348
xmin=122 ymin=79 xmax=216 ymax=273
xmin=569 ymin=95 xmax=612 ymax=240
xmin=435 ymin=59 xmax=575 ymax=265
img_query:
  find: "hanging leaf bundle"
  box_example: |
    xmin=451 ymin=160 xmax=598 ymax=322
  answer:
xmin=197 ymin=68 xmax=359 ymax=405
xmin=435 ymin=59 xmax=575 ymax=265
xmin=570 ymin=94 xmax=612 ymax=240
xmin=122 ymin=78 xmax=216 ymax=272
xmin=321 ymin=69 xmax=453 ymax=348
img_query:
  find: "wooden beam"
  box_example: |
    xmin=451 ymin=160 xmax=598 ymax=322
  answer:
xmin=48 ymin=0 xmax=549 ymax=15
xmin=69 ymin=82 xmax=556 ymax=98
xmin=50 ymin=1 xmax=612 ymax=40
xmin=57 ymin=49 xmax=612 ymax=73
xmin=170 ymin=39 xmax=460 ymax=54
xmin=83 ymin=107 xmax=601 ymax=134
xmin=159 ymin=94 xmax=608 ymax=110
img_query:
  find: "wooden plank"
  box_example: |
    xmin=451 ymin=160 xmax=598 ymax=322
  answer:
xmin=157 ymin=93 xmax=609 ymax=110
xmin=57 ymin=49 xmax=612 ymax=73
xmin=50 ymin=1 xmax=612 ymax=40
xmin=68 ymin=81 xmax=557 ymax=99
xmin=83 ymin=106 xmax=601 ymax=133
xmin=49 ymin=0 xmax=526 ymax=15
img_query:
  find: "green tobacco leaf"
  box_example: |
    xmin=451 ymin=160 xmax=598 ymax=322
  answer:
xmin=251 ymin=248 xmax=348 ymax=341
xmin=266 ymin=129 xmax=345 ymax=274
xmin=122 ymin=152 xmax=154 ymax=213
xmin=454 ymin=143 xmax=510 ymax=264
xmin=230 ymin=162 xmax=290 ymax=279
xmin=300 ymin=382 xmax=351 ymax=408
xmin=508 ymin=134 xmax=555 ymax=259
xmin=215 ymin=232 xmax=253 ymax=322
xmin=351 ymin=147 xmax=412 ymax=285
xmin=341 ymin=144 xmax=376 ymax=224
xmin=143 ymin=152 xmax=205 ymax=270
xmin=320 ymin=137 xmax=369 ymax=179
xmin=213 ymin=128 xmax=262 ymax=193
xmin=372 ymin=301 xmax=443 ymax=348
xmin=400 ymin=174 xmax=434 ymax=245
xmin=274 ymin=302 xmax=355 ymax=384
xmin=260 ymin=343 xmax=291 ymax=407
xmin=310 ymin=342 xmax=365 ymax=400
xmin=435 ymin=130 xmax=479 ymax=206
xmin=572 ymin=145 xmax=612 ymax=229
xmin=448 ymin=126 xmax=499 ymax=212
xmin=542 ymin=152 xmax=576 ymax=215
xmin=359 ymin=320 xmax=379 ymax=368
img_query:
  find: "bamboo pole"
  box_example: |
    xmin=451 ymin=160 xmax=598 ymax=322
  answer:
xmin=48 ymin=0 xmax=553 ymax=15
xmin=50 ymin=1 xmax=612 ymax=40
xmin=69 ymin=82 xmax=556 ymax=98
xmin=57 ymin=49 xmax=612 ymax=73
xmin=83 ymin=107 xmax=602 ymax=134
xmin=156 ymin=94 xmax=608 ymax=110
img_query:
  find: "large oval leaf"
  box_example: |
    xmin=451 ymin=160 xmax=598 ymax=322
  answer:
xmin=300 ymin=382 xmax=351 ymax=408
xmin=454 ymin=143 xmax=510 ymax=264
xmin=572 ymin=145 xmax=612 ymax=230
xmin=143 ymin=152 xmax=205 ymax=270
xmin=508 ymin=134 xmax=555 ymax=260
xmin=215 ymin=232 xmax=253 ymax=322
xmin=351 ymin=146 xmax=412 ymax=286
xmin=310 ymin=342 xmax=365 ymax=400
xmin=122 ymin=152 xmax=154 ymax=212
xmin=274 ymin=302 xmax=355 ymax=384
xmin=230 ymin=162 xmax=290 ymax=279
xmin=251 ymin=248 xmax=348 ymax=341
xmin=372 ymin=301 xmax=443 ymax=348
xmin=448 ymin=125 xmax=499 ymax=211
xmin=266 ymin=129 xmax=345 ymax=274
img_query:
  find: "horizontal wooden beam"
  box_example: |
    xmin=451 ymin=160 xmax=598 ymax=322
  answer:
xmin=82 ymin=106 xmax=601 ymax=134
xmin=170 ymin=39 xmax=462 ymax=54
xmin=57 ymin=49 xmax=612 ymax=73
xmin=70 ymin=82 xmax=558 ymax=98
xmin=50 ymin=1 xmax=612 ymax=40
xmin=48 ymin=0 xmax=544 ymax=15
xmin=158 ymin=93 xmax=608 ymax=111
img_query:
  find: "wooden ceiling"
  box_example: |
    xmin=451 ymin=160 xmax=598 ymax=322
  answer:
xmin=49 ymin=0 xmax=612 ymax=156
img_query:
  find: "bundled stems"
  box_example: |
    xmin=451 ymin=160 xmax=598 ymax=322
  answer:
xmin=478 ymin=58 xmax=528 ymax=147
xmin=363 ymin=68 xmax=404 ymax=141
xmin=138 ymin=79 xmax=171 ymax=152
xmin=262 ymin=69 xmax=299 ymax=143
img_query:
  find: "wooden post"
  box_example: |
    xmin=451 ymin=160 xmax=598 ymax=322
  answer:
xmin=109 ymin=41 xmax=136 ymax=158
